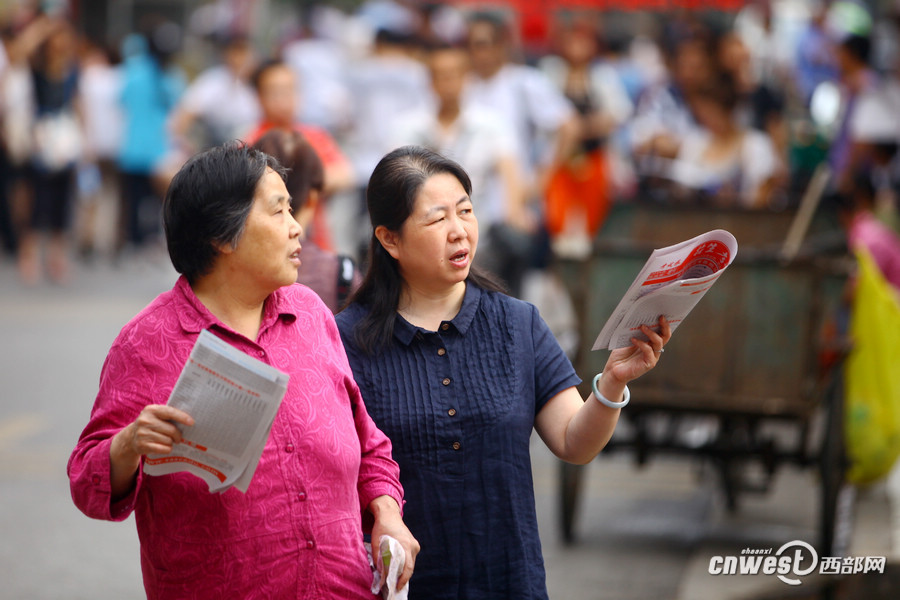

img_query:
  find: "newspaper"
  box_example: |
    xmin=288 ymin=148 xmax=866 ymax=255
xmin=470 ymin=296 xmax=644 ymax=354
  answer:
xmin=143 ymin=329 xmax=289 ymax=493
xmin=592 ymin=229 xmax=738 ymax=351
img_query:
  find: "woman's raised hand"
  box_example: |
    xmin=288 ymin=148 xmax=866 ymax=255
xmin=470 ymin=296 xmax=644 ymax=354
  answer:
xmin=603 ymin=315 xmax=672 ymax=385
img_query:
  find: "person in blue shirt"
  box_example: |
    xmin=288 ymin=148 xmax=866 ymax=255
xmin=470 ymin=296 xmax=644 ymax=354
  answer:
xmin=116 ymin=29 xmax=184 ymax=252
xmin=335 ymin=145 xmax=670 ymax=599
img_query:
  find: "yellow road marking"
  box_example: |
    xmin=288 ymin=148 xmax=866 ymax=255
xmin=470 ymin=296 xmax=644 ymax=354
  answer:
xmin=0 ymin=413 xmax=49 ymax=450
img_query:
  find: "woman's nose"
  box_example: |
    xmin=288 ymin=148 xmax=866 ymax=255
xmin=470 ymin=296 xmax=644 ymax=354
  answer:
xmin=448 ymin=217 xmax=467 ymax=241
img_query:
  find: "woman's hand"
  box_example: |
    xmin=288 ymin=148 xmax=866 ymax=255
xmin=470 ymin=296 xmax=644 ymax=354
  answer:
xmin=115 ymin=405 xmax=195 ymax=459
xmin=369 ymin=496 xmax=420 ymax=592
xmin=109 ymin=405 xmax=194 ymax=499
xmin=603 ymin=316 xmax=672 ymax=385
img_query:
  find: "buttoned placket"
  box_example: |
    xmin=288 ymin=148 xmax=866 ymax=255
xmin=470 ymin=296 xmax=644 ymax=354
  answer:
xmin=433 ymin=324 xmax=463 ymax=460
xmin=251 ymin=329 xmax=316 ymax=557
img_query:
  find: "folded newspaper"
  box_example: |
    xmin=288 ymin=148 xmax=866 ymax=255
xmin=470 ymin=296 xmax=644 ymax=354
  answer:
xmin=592 ymin=229 xmax=738 ymax=351
xmin=144 ymin=329 xmax=289 ymax=493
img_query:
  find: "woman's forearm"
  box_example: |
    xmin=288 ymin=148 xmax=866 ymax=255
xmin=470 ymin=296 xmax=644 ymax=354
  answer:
xmin=109 ymin=424 xmax=141 ymax=501
xmin=535 ymin=375 xmax=626 ymax=465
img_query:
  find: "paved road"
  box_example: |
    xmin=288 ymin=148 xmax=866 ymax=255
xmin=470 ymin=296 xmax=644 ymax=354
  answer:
xmin=0 ymin=254 xmax=892 ymax=599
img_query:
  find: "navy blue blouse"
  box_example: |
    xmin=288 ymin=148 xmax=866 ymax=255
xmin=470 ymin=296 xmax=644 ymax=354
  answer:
xmin=336 ymin=284 xmax=580 ymax=600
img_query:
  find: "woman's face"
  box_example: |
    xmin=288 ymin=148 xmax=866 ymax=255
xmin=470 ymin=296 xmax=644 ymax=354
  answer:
xmin=674 ymin=41 xmax=712 ymax=94
xmin=46 ymin=26 xmax=76 ymax=61
xmin=385 ymin=173 xmax=478 ymax=292
xmin=429 ymin=48 xmax=468 ymax=106
xmin=467 ymin=22 xmax=505 ymax=77
xmin=226 ymin=168 xmax=302 ymax=292
xmin=257 ymin=65 xmax=297 ymax=127
xmin=560 ymin=29 xmax=597 ymax=66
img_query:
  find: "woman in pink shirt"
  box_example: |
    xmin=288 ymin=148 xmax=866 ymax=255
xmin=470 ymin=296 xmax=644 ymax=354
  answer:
xmin=835 ymin=173 xmax=900 ymax=291
xmin=67 ymin=142 xmax=418 ymax=599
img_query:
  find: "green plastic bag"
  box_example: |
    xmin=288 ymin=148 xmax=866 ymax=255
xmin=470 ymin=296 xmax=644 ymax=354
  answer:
xmin=845 ymin=247 xmax=900 ymax=484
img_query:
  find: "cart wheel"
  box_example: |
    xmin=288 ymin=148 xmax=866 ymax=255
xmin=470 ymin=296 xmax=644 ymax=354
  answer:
xmin=819 ymin=369 xmax=850 ymax=556
xmin=559 ymin=461 xmax=585 ymax=545
xmin=717 ymin=458 xmax=740 ymax=513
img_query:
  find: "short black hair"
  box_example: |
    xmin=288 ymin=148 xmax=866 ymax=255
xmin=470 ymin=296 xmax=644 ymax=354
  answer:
xmin=374 ymin=27 xmax=413 ymax=47
xmin=466 ymin=10 xmax=510 ymax=43
xmin=824 ymin=169 xmax=876 ymax=215
xmin=692 ymin=70 xmax=739 ymax=112
xmin=840 ymin=34 xmax=871 ymax=65
xmin=251 ymin=58 xmax=288 ymax=92
xmin=163 ymin=141 xmax=284 ymax=284
xmin=214 ymin=32 xmax=250 ymax=51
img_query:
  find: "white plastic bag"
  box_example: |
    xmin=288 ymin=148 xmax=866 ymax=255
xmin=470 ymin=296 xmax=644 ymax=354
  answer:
xmin=366 ymin=535 xmax=408 ymax=600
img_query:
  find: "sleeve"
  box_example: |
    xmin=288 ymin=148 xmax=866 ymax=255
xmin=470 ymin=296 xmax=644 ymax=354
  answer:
xmin=482 ymin=109 xmax=517 ymax=158
xmin=529 ymin=303 xmax=581 ymax=415
xmin=741 ymin=131 xmax=779 ymax=204
xmin=850 ymin=87 xmax=893 ymax=142
xmin=389 ymin=111 xmax=432 ymax=150
xmin=300 ymin=125 xmax=350 ymax=169
xmin=520 ymin=66 xmax=575 ymax=134
xmin=165 ymin=69 xmax=186 ymax=109
xmin=177 ymin=71 xmax=214 ymax=114
xmin=670 ymin=132 xmax=707 ymax=188
xmin=592 ymin=63 xmax=634 ymax=126
xmin=66 ymin=338 xmax=154 ymax=522
xmin=325 ymin=307 xmax=404 ymax=528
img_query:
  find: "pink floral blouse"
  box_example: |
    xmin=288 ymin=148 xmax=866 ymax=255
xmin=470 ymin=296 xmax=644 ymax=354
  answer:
xmin=68 ymin=277 xmax=403 ymax=599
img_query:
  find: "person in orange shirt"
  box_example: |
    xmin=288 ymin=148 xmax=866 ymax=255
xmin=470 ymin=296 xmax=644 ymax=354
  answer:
xmin=245 ymin=59 xmax=355 ymax=250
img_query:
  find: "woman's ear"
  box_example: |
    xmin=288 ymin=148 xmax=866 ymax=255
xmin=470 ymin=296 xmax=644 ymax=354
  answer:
xmin=374 ymin=225 xmax=401 ymax=260
xmin=212 ymin=240 xmax=236 ymax=256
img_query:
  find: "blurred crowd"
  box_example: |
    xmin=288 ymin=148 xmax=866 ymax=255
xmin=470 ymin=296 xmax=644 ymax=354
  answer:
xmin=0 ymin=0 xmax=899 ymax=290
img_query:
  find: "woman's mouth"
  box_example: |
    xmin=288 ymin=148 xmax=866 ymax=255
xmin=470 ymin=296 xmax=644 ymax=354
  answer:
xmin=289 ymin=248 xmax=302 ymax=266
xmin=449 ymin=249 xmax=469 ymax=268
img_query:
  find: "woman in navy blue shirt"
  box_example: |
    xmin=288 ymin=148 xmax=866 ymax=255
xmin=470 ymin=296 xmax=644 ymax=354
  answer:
xmin=336 ymin=146 xmax=670 ymax=599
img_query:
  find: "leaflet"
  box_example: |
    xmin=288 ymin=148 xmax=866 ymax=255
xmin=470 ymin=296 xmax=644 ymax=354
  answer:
xmin=143 ymin=329 xmax=289 ymax=493
xmin=592 ymin=229 xmax=738 ymax=351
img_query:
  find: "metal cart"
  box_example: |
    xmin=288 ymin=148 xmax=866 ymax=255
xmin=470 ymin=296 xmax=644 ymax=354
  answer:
xmin=555 ymin=202 xmax=851 ymax=555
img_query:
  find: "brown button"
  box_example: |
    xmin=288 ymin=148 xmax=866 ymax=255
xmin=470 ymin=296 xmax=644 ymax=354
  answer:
xmin=451 ymin=441 xmax=461 ymax=450
xmin=441 ymin=323 xmax=450 ymax=331
xmin=437 ymin=348 xmax=446 ymax=356
xmin=448 ymin=408 xmax=457 ymax=417
xmin=442 ymin=377 xmax=451 ymax=386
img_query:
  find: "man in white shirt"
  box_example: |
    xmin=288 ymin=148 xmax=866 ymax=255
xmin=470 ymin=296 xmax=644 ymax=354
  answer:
xmin=460 ymin=12 xmax=577 ymax=295
xmin=394 ymin=45 xmax=526 ymax=235
xmin=345 ymin=27 xmax=432 ymax=185
xmin=170 ymin=35 xmax=260 ymax=152
xmin=462 ymin=12 xmax=577 ymax=195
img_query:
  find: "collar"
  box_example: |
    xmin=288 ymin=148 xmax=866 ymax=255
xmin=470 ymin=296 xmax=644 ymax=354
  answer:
xmin=247 ymin=120 xmax=291 ymax=144
xmin=173 ymin=275 xmax=299 ymax=336
xmin=393 ymin=283 xmax=482 ymax=346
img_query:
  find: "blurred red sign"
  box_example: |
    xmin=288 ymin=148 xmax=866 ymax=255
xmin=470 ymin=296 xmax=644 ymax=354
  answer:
xmin=454 ymin=0 xmax=746 ymax=12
